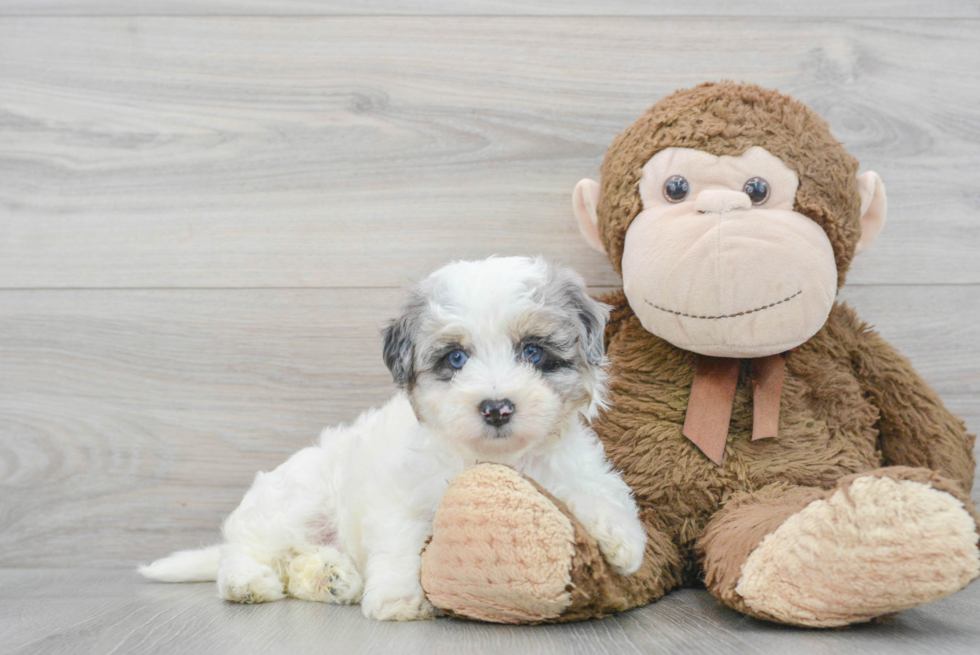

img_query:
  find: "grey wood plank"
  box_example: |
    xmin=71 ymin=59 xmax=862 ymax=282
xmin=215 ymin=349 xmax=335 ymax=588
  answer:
xmin=836 ymin=285 xmax=980 ymax=394
xmin=0 ymin=1 xmax=976 ymax=17
xmin=1 ymin=569 xmax=979 ymax=655
xmin=1 ymin=285 xmax=976 ymax=567
xmin=1 ymin=17 xmax=978 ymax=288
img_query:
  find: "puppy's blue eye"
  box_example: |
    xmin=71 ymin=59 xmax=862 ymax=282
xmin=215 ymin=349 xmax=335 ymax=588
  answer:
xmin=522 ymin=344 xmax=542 ymax=364
xmin=448 ymin=349 xmax=468 ymax=369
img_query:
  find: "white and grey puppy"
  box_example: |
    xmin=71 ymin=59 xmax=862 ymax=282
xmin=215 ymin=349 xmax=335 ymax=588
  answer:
xmin=140 ymin=256 xmax=646 ymax=621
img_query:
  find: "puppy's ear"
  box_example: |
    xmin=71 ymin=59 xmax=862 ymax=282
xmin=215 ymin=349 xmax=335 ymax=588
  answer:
xmin=382 ymin=295 xmax=423 ymax=388
xmin=547 ymin=264 xmax=609 ymax=366
xmin=572 ymin=291 xmax=609 ymax=366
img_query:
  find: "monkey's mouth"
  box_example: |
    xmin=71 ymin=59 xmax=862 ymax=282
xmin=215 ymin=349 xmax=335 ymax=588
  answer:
xmin=645 ymin=290 xmax=802 ymax=320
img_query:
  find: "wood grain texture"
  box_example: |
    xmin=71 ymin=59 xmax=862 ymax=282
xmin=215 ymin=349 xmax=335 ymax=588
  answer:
xmin=1 ymin=17 xmax=979 ymax=288
xmin=0 ymin=288 xmax=399 ymax=568
xmin=1 ymin=6 xmax=977 ymax=647
xmin=0 ymin=1 xmax=977 ymax=17
xmin=1 ymin=569 xmax=979 ymax=655
xmin=1 ymin=285 xmax=976 ymax=567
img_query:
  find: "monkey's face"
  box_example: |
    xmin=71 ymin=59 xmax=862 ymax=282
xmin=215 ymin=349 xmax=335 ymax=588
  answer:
xmin=574 ymin=84 xmax=887 ymax=359
xmin=621 ymin=146 xmax=837 ymax=357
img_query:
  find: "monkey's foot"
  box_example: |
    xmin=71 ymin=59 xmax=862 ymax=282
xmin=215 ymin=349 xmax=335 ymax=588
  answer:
xmin=735 ymin=473 xmax=980 ymax=627
xmin=421 ymin=463 xmax=615 ymax=624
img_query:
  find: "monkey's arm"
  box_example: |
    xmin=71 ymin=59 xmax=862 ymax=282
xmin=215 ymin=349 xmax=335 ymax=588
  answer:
xmin=840 ymin=305 xmax=976 ymax=493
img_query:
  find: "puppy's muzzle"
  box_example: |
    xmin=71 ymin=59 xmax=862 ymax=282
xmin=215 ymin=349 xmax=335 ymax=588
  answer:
xmin=479 ymin=399 xmax=515 ymax=427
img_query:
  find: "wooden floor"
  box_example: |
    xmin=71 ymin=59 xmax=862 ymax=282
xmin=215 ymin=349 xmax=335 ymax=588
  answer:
xmin=1 ymin=0 xmax=979 ymax=652
xmin=2 ymin=569 xmax=979 ymax=655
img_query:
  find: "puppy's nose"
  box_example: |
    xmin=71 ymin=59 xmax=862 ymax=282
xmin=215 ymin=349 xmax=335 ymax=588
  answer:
xmin=479 ymin=399 xmax=515 ymax=427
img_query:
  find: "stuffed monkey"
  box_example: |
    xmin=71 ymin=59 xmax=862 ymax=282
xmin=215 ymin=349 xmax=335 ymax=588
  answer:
xmin=419 ymin=82 xmax=979 ymax=627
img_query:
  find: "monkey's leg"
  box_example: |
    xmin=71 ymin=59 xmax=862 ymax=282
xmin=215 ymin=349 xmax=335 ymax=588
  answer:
xmin=420 ymin=464 xmax=683 ymax=623
xmin=697 ymin=467 xmax=980 ymax=627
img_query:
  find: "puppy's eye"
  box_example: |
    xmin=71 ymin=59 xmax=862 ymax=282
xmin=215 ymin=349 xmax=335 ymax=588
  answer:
xmin=448 ymin=349 xmax=468 ymax=369
xmin=743 ymin=177 xmax=770 ymax=205
xmin=663 ymin=175 xmax=689 ymax=203
xmin=522 ymin=344 xmax=542 ymax=364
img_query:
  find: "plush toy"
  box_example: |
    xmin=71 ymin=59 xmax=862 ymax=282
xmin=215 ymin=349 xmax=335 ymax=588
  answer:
xmin=419 ymin=82 xmax=979 ymax=627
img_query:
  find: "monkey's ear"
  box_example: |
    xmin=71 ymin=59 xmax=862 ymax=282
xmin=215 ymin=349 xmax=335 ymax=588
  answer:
xmin=573 ymin=179 xmax=606 ymax=254
xmin=855 ymin=171 xmax=887 ymax=255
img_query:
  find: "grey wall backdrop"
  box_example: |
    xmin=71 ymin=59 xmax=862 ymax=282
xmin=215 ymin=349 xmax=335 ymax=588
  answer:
xmin=1 ymin=2 xmax=978 ymax=653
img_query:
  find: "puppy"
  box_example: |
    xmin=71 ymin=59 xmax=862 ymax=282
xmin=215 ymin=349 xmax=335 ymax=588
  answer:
xmin=140 ymin=256 xmax=646 ymax=621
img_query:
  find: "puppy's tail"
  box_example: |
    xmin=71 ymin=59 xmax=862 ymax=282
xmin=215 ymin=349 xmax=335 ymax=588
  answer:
xmin=138 ymin=545 xmax=221 ymax=582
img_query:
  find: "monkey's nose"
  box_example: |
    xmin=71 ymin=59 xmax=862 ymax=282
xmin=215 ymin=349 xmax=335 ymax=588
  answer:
xmin=694 ymin=189 xmax=752 ymax=214
xmin=479 ymin=399 xmax=515 ymax=427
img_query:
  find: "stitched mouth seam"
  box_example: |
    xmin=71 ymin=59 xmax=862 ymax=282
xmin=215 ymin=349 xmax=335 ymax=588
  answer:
xmin=645 ymin=290 xmax=803 ymax=320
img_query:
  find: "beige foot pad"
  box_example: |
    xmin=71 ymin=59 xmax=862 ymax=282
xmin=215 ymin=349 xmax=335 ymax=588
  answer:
xmin=420 ymin=463 xmax=578 ymax=623
xmin=736 ymin=476 xmax=980 ymax=627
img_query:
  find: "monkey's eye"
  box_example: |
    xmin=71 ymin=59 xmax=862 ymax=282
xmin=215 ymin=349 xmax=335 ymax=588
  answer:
xmin=662 ymin=176 xmax=690 ymax=203
xmin=448 ymin=349 xmax=468 ymax=369
xmin=743 ymin=177 xmax=770 ymax=205
xmin=522 ymin=344 xmax=543 ymax=365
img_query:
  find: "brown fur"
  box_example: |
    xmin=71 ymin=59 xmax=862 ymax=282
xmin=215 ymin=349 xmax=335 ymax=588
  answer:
xmin=422 ymin=82 xmax=977 ymax=625
xmin=521 ymin=477 xmax=631 ymax=623
xmin=585 ymin=289 xmax=977 ymax=607
xmin=697 ymin=466 xmax=980 ymax=624
xmin=697 ymin=482 xmax=828 ymax=621
xmin=596 ymin=81 xmax=862 ymax=285
xmin=572 ymin=83 xmax=977 ymax=619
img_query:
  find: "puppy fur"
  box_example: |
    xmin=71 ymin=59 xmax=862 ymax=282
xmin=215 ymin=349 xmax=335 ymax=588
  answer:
xmin=139 ymin=256 xmax=647 ymax=621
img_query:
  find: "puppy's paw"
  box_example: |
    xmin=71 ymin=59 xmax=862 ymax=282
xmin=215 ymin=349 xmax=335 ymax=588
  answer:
xmin=286 ymin=547 xmax=363 ymax=604
xmin=362 ymin=588 xmax=438 ymax=621
xmin=582 ymin=507 xmax=647 ymax=576
xmin=219 ymin=565 xmax=285 ymax=604
xmin=596 ymin=524 xmax=646 ymax=575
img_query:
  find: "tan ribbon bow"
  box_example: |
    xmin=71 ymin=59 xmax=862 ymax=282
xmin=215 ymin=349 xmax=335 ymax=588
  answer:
xmin=682 ymin=354 xmax=786 ymax=465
